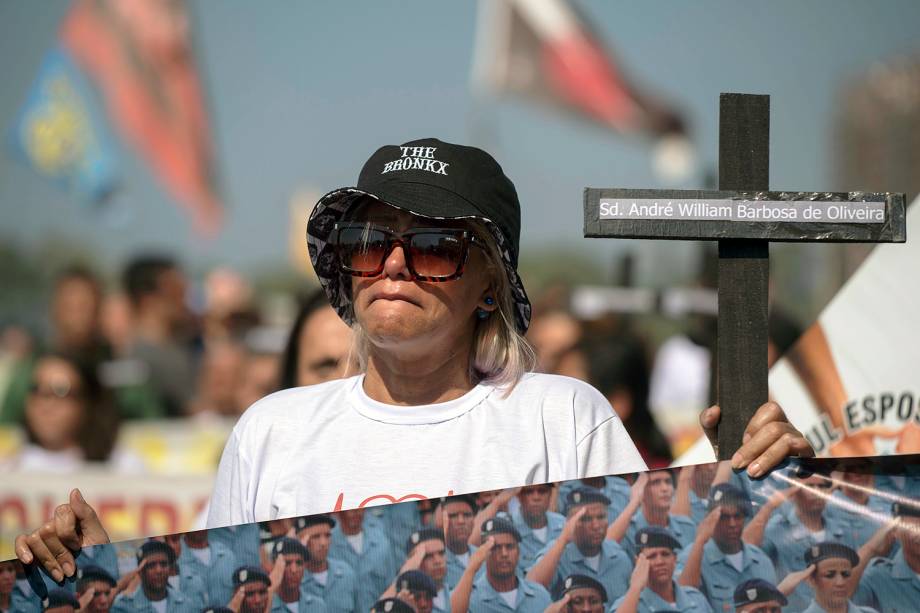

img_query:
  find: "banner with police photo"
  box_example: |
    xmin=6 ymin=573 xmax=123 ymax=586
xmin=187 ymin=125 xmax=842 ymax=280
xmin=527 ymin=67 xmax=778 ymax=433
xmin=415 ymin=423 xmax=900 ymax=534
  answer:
xmin=769 ymin=198 xmax=920 ymax=459
xmin=8 ymin=455 xmax=920 ymax=613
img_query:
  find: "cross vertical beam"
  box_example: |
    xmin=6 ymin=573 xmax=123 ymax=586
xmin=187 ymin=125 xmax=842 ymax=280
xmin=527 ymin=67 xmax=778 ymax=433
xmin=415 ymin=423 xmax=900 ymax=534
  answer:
xmin=717 ymin=93 xmax=770 ymax=459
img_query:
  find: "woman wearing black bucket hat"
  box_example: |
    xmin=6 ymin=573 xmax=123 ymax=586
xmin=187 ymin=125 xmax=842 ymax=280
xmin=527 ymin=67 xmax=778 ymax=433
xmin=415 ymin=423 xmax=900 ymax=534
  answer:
xmin=15 ymin=138 xmax=813 ymax=578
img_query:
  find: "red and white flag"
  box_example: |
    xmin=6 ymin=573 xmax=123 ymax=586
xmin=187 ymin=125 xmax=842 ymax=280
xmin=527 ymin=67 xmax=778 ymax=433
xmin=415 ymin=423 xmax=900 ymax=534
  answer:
xmin=471 ymin=0 xmax=685 ymax=138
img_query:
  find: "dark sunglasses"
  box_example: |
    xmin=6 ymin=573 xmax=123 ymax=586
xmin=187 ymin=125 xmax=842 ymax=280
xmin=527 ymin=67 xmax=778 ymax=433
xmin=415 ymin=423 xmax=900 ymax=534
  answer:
xmin=332 ymin=222 xmax=482 ymax=282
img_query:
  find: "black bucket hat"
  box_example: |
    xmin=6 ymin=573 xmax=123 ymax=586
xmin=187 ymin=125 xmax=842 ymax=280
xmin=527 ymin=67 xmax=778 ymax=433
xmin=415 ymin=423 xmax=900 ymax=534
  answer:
xmin=306 ymin=137 xmax=532 ymax=333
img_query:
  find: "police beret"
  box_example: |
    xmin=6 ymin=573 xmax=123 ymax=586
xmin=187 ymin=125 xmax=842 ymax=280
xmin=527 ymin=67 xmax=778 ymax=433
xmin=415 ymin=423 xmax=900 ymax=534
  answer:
xmin=566 ymin=487 xmax=611 ymax=508
xmin=482 ymin=517 xmax=522 ymax=542
xmin=733 ymin=578 xmax=787 ymax=607
xmin=232 ymin=565 xmax=271 ymax=587
xmin=43 ymin=588 xmax=80 ymax=611
xmin=293 ymin=514 xmax=336 ymax=532
xmin=75 ymin=564 xmax=116 ymax=588
xmin=136 ymin=540 xmax=176 ymax=564
xmin=561 ymin=574 xmax=607 ymax=602
xmin=804 ymin=542 xmax=859 ymax=567
xmin=201 ymin=609 xmax=234 ymax=613
xmin=370 ymin=598 xmax=415 ymax=613
xmin=396 ymin=570 xmax=437 ymax=597
xmin=406 ymin=528 xmax=444 ymax=553
xmin=439 ymin=494 xmax=478 ymax=512
xmin=635 ymin=526 xmax=681 ymax=551
xmin=708 ymin=483 xmax=752 ymax=516
xmin=272 ymin=536 xmax=309 ymax=560
xmin=892 ymin=501 xmax=920 ymax=518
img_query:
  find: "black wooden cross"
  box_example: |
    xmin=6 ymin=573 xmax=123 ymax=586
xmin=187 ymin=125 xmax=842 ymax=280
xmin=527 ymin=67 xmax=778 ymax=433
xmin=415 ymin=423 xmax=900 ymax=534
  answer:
xmin=584 ymin=93 xmax=906 ymax=460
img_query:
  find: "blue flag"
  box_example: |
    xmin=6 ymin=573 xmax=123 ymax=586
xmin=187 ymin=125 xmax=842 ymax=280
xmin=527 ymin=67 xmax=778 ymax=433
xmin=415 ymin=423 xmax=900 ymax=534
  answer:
xmin=9 ymin=46 xmax=119 ymax=203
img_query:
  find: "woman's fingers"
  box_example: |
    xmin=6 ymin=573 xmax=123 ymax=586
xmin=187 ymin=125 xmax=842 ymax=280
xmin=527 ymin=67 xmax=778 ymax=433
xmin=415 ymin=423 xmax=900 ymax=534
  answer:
xmin=733 ymin=422 xmax=815 ymax=478
xmin=38 ymin=521 xmax=77 ymax=579
xmin=53 ymin=504 xmax=82 ymax=553
xmin=741 ymin=402 xmax=787 ymax=442
xmin=24 ymin=527 xmax=64 ymax=582
xmin=69 ymin=489 xmax=109 ymax=545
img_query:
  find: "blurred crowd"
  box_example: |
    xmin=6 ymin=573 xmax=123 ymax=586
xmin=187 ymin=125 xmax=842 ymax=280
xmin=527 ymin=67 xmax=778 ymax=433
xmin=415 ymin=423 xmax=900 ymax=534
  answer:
xmin=6 ymin=460 xmax=919 ymax=612
xmin=0 ymin=253 xmax=724 ymax=475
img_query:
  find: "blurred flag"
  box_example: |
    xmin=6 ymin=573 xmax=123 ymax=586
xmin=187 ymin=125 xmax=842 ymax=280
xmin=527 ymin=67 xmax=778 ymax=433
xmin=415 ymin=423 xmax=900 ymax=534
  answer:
xmin=9 ymin=46 xmax=119 ymax=203
xmin=60 ymin=0 xmax=222 ymax=235
xmin=471 ymin=0 xmax=685 ymax=138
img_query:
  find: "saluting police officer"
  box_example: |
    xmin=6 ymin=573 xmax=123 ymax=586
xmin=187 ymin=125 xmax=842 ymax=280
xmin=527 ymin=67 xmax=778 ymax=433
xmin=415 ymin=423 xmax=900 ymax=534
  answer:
xmin=527 ymin=488 xmax=632 ymax=602
xmin=854 ymin=501 xmax=920 ymax=612
xmin=111 ymin=541 xmax=197 ymax=613
xmin=611 ymin=471 xmax=696 ymax=560
xmin=394 ymin=570 xmax=437 ymax=613
xmin=269 ymin=537 xmax=328 ymax=613
xmin=450 ymin=518 xmax=551 ymax=613
xmin=510 ymin=484 xmax=566 ymax=571
xmin=74 ymin=565 xmax=116 ymax=613
xmin=731 ymin=579 xmax=787 ymax=613
xmin=331 ymin=508 xmax=400 ymax=613
xmin=370 ymin=597 xmax=415 ymax=613
xmin=558 ymin=477 xmax=630 ymax=520
xmin=612 ymin=527 xmax=711 ymax=613
xmin=294 ymin=515 xmax=357 ymax=613
xmin=676 ymin=484 xmax=775 ymax=613
xmin=41 ymin=588 xmax=80 ymax=613
xmin=824 ymin=464 xmax=892 ymax=553
xmin=402 ymin=528 xmax=451 ymax=613
xmin=178 ymin=530 xmax=238 ymax=608
xmin=545 ymin=574 xmax=607 ymax=613
xmin=438 ymin=495 xmax=482 ymax=590
xmin=801 ymin=543 xmax=876 ymax=613
xmin=230 ymin=566 xmax=273 ymax=613
xmin=759 ymin=468 xmax=845 ymax=611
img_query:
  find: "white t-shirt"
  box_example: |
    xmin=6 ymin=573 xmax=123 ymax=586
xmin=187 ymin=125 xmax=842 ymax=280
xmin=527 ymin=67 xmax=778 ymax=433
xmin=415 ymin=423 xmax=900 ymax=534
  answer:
xmin=345 ymin=532 xmax=364 ymax=554
xmin=499 ymin=588 xmax=518 ymax=608
xmin=726 ymin=551 xmax=744 ymax=572
xmin=206 ymin=373 xmax=647 ymax=527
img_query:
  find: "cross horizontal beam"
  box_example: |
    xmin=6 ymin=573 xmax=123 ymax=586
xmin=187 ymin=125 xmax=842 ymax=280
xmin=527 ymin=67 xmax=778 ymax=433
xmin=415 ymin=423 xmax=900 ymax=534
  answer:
xmin=584 ymin=189 xmax=906 ymax=243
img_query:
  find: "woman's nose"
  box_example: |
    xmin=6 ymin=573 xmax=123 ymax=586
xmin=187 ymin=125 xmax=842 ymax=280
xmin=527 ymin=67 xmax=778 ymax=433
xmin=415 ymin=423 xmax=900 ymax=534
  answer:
xmin=382 ymin=243 xmax=412 ymax=280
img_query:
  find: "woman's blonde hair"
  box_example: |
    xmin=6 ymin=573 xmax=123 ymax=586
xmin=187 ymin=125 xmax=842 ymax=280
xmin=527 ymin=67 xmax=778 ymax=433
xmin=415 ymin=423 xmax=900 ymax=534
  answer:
xmin=347 ymin=219 xmax=534 ymax=391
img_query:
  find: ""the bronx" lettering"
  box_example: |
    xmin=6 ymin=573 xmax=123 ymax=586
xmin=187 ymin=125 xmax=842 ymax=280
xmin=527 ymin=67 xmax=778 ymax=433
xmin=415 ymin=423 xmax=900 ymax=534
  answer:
xmin=381 ymin=146 xmax=449 ymax=175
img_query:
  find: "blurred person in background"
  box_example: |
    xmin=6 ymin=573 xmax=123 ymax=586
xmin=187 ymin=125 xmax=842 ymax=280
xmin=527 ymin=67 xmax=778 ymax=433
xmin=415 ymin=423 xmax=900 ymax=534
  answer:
xmin=526 ymin=308 xmax=582 ymax=376
xmin=111 ymin=541 xmax=196 ymax=612
xmin=7 ymin=352 xmax=128 ymax=473
xmin=277 ymin=290 xmax=354 ymax=390
xmin=49 ymin=267 xmax=111 ymax=366
xmin=187 ymin=340 xmax=246 ymax=417
xmin=1 ymin=267 xmax=109 ymax=424
xmin=582 ymin=339 xmax=671 ymax=468
xmin=121 ymin=255 xmax=199 ymax=417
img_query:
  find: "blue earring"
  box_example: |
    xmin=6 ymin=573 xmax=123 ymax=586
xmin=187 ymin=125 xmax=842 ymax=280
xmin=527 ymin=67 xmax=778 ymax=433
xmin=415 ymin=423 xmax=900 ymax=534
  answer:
xmin=477 ymin=296 xmax=494 ymax=320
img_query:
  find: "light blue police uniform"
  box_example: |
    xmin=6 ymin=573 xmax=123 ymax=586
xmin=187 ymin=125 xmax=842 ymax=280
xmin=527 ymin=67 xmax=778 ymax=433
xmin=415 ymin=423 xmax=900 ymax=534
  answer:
xmin=609 ymin=581 xmax=713 ymax=613
xmin=558 ymin=477 xmax=630 ymax=519
xmin=800 ymin=599 xmax=877 ymax=613
xmin=468 ymin=571 xmax=552 ymax=613
xmin=531 ymin=539 xmax=632 ymax=602
xmin=301 ymin=557 xmax=358 ymax=613
xmin=823 ymin=490 xmax=892 ymax=552
xmin=509 ymin=508 xmax=565 ymax=572
xmin=432 ymin=585 xmax=452 ymax=613
xmin=761 ymin=504 xmax=845 ymax=611
xmin=110 ymin=585 xmax=199 ymax=613
xmin=378 ymin=502 xmax=421 ymax=565
xmin=177 ymin=540 xmax=238 ymax=608
xmin=676 ymin=540 xmax=775 ymax=613
xmin=169 ymin=564 xmax=207 ymax=609
xmin=689 ymin=490 xmax=709 ymax=525
xmin=446 ymin=544 xmax=483 ymax=590
xmin=271 ymin=590 xmax=330 ymax=612
xmin=622 ymin=513 xmax=697 ymax=559
xmin=209 ymin=524 xmax=262 ymax=568
xmin=10 ymin=580 xmax=41 ymax=613
xmin=854 ymin=550 xmax=920 ymax=613
xmin=330 ymin=520 xmax=400 ymax=613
